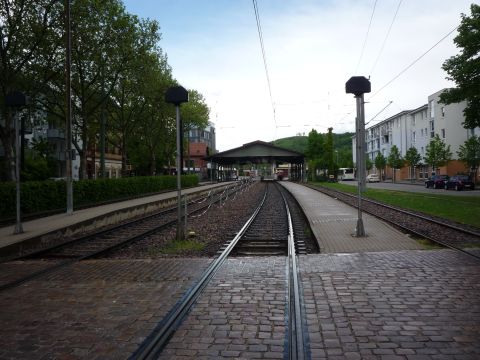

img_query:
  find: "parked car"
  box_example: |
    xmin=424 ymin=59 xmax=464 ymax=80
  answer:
xmin=425 ymin=175 xmax=448 ymax=189
xmin=444 ymin=175 xmax=475 ymax=191
xmin=366 ymin=173 xmax=380 ymax=183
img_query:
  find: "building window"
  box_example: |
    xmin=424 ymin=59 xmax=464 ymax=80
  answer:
xmin=429 ymin=100 xmax=435 ymax=118
xmin=412 ymin=131 xmax=416 ymax=143
xmin=441 ymin=129 xmax=445 ymax=138
xmin=441 ymin=107 xmax=445 ymax=117
xmin=421 ymin=146 xmax=424 ymax=155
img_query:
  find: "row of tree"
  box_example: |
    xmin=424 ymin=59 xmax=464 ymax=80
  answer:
xmin=305 ymin=4 xmax=480 ymax=182
xmin=0 ymin=0 xmax=210 ymax=181
xmin=373 ymin=134 xmax=480 ymax=182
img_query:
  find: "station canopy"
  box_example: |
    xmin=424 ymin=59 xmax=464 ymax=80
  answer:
xmin=204 ymin=140 xmax=304 ymax=165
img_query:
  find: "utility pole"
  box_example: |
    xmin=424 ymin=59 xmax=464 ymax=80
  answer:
xmin=346 ymin=76 xmax=371 ymax=237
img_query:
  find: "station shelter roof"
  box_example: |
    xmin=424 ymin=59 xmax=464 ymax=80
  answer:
xmin=205 ymin=140 xmax=304 ymax=165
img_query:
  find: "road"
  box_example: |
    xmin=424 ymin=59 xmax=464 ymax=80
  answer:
xmin=339 ymin=180 xmax=480 ymax=196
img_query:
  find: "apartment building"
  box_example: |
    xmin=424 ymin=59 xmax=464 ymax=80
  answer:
xmin=353 ymin=88 xmax=479 ymax=181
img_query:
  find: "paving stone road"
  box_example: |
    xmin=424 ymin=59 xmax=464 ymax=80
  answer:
xmin=0 ymin=250 xmax=478 ymax=359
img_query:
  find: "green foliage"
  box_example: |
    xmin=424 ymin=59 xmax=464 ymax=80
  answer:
xmin=366 ymin=157 xmax=373 ymax=171
xmin=387 ymin=145 xmax=404 ymax=169
xmin=21 ymin=157 xmax=56 ymax=181
xmin=424 ymin=134 xmax=452 ymax=171
xmin=272 ymin=136 xmax=308 ymax=153
xmin=375 ymin=153 xmax=387 ymax=181
xmin=457 ymin=135 xmax=480 ymax=182
xmin=0 ymin=175 xmax=198 ymax=218
xmin=272 ymin=133 xmax=354 ymax=167
xmin=439 ymin=4 xmax=480 ymax=129
xmin=325 ymin=128 xmax=336 ymax=176
xmin=405 ymin=147 xmax=421 ymax=167
xmin=316 ymin=182 xmax=480 ymax=228
xmin=387 ymin=145 xmax=404 ymax=182
xmin=159 ymin=239 xmax=205 ymax=254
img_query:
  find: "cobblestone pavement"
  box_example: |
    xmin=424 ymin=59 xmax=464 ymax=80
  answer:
xmin=0 ymin=250 xmax=479 ymax=359
xmin=300 ymin=250 xmax=480 ymax=360
xmin=159 ymin=257 xmax=287 ymax=360
xmin=0 ymin=259 xmax=211 ymax=359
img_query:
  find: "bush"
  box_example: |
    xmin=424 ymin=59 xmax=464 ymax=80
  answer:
xmin=0 ymin=175 xmax=199 ymax=219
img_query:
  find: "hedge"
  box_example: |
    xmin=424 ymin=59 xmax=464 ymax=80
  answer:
xmin=0 ymin=175 xmax=198 ymax=219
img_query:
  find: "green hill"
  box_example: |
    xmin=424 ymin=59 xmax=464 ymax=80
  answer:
xmin=272 ymin=132 xmax=354 ymax=167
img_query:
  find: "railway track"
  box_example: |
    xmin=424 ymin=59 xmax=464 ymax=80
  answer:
xmin=0 ymin=181 xmax=252 ymax=292
xmin=307 ymin=183 xmax=480 ymax=259
xmin=132 ymin=182 xmax=309 ymax=359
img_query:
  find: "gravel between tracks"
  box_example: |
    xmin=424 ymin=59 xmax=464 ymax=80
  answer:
xmin=111 ymin=182 xmax=267 ymax=258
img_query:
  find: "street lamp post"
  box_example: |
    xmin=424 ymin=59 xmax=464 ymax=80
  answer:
xmin=6 ymin=91 xmax=29 ymax=234
xmin=346 ymin=76 xmax=371 ymax=237
xmin=165 ymin=86 xmax=189 ymax=240
xmin=65 ymin=0 xmax=73 ymax=215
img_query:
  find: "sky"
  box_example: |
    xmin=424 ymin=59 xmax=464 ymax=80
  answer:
xmin=122 ymin=0 xmax=474 ymax=152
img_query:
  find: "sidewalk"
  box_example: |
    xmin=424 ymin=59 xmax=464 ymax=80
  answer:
xmin=0 ymin=182 xmax=231 ymax=259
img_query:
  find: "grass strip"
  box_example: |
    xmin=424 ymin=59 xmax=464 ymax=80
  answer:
xmin=312 ymin=182 xmax=480 ymax=229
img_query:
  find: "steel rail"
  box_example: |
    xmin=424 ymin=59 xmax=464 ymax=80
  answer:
xmin=131 ymin=186 xmax=269 ymax=360
xmin=0 ymin=185 xmax=245 ymax=293
xmin=280 ymin=186 xmax=307 ymax=360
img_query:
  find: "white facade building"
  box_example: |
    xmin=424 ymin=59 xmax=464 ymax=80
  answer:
xmin=353 ymin=88 xmax=479 ymax=180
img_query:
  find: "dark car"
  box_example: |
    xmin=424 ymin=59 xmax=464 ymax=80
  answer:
xmin=425 ymin=175 xmax=449 ymax=189
xmin=444 ymin=175 xmax=475 ymax=191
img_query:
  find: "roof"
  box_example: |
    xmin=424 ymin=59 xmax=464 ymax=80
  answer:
xmin=204 ymin=140 xmax=304 ymax=165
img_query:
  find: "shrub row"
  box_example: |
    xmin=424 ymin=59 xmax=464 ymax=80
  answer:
xmin=0 ymin=175 xmax=199 ymax=218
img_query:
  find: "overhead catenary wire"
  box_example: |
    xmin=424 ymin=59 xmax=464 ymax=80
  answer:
xmin=369 ymin=0 xmax=403 ymax=76
xmin=355 ymin=0 xmax=378 ymax=74
xmin=368 ymin=24 xmax=460 ymax=100
xmin=252 ymin=0 xmax=276 ymax=128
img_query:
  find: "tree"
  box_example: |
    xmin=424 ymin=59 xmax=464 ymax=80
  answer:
xmin=439 ymin=4 xmax=480 ymax=129
xmin=375 ymin=153 xmax=387 ymax=180
xmin=457 ymin=135 xmax=480 ymax=183
xmin=108 ymin=18 xmax=164 ymax=174
xmin=366 ymin=157 xmax=373 ymax=172
xmin=305 ymin=129 xmax=324 ymax=181
xmin=424 ymin=134 xmax=452 ymax=175
xmin=387 ymin=145 xmax=404 ymax=182
xmin=405 ymin=147 xmax=421 ymax=181
xmin=0 ymin=0 xmax=62 ymax=180
xmin=325 ymin=128 xmax=335 ymax=178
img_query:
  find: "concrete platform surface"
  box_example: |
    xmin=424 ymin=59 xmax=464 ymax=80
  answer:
xmin=281 ymin=182 xmax=423 ymax=253
xmin=0 ymin=182 xmax=230 ymax=252
xmin=0 ymin=250 xmax=478 ymax=359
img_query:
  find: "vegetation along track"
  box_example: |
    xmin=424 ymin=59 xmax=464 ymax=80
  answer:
xmin=0 ymin=181 xmax=251 ymax=292
xmin=132 ymin=181 xmax=309 ymax=359
xmin=308 ymin=184 xmax=480 ymax=258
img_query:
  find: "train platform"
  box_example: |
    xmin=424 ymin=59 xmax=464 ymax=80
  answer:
xmin=0 ymin=182 xmax=231 ymax=259
xmin=280 ymin=182 xmax=423 ymax=253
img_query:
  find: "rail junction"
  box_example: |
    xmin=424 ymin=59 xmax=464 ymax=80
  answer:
xmin=0 ymin=180 xmax=479 ymax=359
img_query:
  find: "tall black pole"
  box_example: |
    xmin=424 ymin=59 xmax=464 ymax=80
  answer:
xmin=175 ymin=105 xmax=183 ymax=240
xmin=65 ymin=0 xmax=73 ymax=214
xmin=346 ymin=76 xmax=371 ymax=238
xmin=14 ymin=112 xmax=23 ymax=234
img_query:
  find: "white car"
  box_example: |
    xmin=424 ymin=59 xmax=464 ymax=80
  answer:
xmin=366 ymin=174 xmax=380 ymax=183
